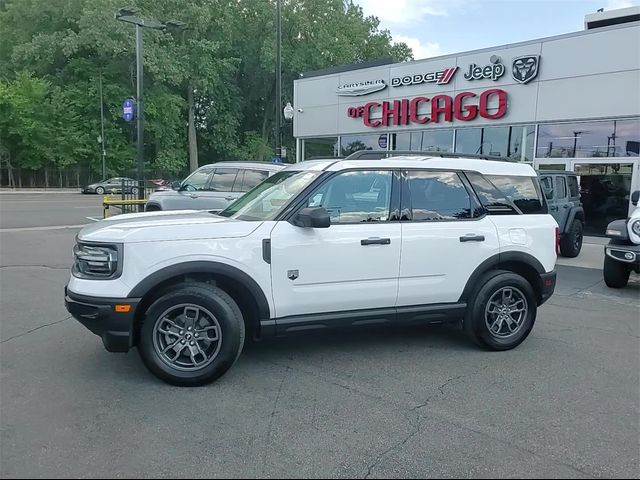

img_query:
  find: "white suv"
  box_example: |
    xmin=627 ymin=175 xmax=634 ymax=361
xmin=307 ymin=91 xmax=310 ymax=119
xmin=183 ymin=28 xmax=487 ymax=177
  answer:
xmin=65 ymin=155 xmax=558 ymax=386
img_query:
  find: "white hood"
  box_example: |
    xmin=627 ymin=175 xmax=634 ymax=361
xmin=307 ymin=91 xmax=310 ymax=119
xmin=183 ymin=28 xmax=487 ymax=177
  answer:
xmin=78 ymin=210 xmax=261 ymax=244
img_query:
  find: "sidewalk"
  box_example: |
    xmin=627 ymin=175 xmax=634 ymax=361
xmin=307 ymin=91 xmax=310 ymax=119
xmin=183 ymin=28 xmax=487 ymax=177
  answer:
xmin=556 ymin=236 xmax=605 ymax=270
xmin=0 ymin=188 xmax=81 ymax=194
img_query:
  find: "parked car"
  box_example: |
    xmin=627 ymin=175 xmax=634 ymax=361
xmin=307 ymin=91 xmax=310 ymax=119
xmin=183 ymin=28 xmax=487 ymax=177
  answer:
xmin=82 ymin=177 xmax=138 ymax=195
xmin=603 ymin=190 xmax=640 ymax=288
xmin=65 ymin=154 xmax=558 ymax=386
xmin=145 ymin=162 xmax=285 ymax=212
xmin=538 ymin=171 xmax=585 ymax=257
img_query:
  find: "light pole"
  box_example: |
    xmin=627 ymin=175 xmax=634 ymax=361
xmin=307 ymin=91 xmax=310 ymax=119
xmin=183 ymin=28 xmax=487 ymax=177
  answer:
xmin=115 ymin=7 xmax=165 ymax=203
xmin=282 ymin=102 xmax=294 ymax=162
xmin=275 ymin=0 xmax=282 ymax=161
xmin=572 ymin=131 xmax=583 ymax=158
xmin=98 ymin=73 xmax=106 ymax=179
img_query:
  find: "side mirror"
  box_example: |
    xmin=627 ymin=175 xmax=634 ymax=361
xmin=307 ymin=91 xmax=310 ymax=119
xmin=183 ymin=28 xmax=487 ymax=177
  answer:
xmin=631 ymin=190 xmax=639 ymax=206
xmin=293 ymin=207 xmax=330 ymax=228
xmin=171 ymin=181 xmax=181 ymax=190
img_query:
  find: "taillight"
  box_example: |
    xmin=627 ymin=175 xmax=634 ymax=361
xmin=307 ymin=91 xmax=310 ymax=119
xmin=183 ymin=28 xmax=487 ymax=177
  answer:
xmin=555 ymin=227 xmax=560 ymax=256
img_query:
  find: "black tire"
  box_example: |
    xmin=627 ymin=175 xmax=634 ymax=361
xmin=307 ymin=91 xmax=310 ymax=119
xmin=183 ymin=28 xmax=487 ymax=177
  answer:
xmin=559 ymin=220 xmax=583 ymax=258
xmin=603 ymin=255 xmax=630 ymax=289
xmin=95 ymin=186 xmax=105 ymax=195
xmin=464 ymin=270 xmax=537 ymax=351
xmin=138 ymin=283 xmax=245 ymax=386
xmin=145 ymin=204 xmax=161 ymax=212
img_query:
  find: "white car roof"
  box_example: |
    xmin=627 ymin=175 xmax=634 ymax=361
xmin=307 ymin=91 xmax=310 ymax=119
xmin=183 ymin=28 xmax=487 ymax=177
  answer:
xmin=284 ymin=155 xmax=537 ymax=176
xmin=199 ymin=162 xmax=285 ymax=171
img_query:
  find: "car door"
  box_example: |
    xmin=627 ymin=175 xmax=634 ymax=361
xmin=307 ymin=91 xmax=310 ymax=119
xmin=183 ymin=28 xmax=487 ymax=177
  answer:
xmin=166 ymin=167 xmax=214 ymax=210
xmin=554 ymin=175 xmax=571 ymax=229
xmin=540 ymin=175 xmax=559 ymax=223
xmin=200 ymin=168 xmax=240 ymax=211
xmin=398 ymin=170 xmax=500 ymax=307
xmin=269 ymin=169 xmax=402 ymax=322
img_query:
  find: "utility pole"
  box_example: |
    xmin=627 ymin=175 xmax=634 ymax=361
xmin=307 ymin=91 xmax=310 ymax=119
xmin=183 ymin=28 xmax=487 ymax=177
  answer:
xmin=135 ymin=24 xmax=144 ymax=201
xmin=275 ymin=0 xmax=282 ymax=161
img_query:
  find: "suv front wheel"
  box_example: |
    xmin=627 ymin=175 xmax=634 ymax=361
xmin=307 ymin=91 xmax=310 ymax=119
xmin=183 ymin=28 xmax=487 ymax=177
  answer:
xmin=138 ymin=283 xmax=245 ymax=386
xmin=603 ymin=255 xmax=630 ymax=288
xmin=464 ymin=271 xmax=537 ymax=350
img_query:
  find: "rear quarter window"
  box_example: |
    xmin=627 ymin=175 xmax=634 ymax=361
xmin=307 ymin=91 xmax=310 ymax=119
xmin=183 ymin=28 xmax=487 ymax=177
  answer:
xmin=486 ymin=175 xmax=547 ymax=214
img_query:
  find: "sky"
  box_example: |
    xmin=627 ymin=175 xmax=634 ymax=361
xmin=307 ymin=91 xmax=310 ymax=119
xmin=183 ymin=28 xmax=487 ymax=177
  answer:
xmin=357 ymin=0 xmax=640 ymax=60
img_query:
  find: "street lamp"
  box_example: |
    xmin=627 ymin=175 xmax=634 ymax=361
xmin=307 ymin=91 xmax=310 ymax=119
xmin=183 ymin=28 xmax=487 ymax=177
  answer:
xmin=115 ymin=7 xmax=167 ymax=204
xmin=283 ymin=102 xmax=294 ymax=121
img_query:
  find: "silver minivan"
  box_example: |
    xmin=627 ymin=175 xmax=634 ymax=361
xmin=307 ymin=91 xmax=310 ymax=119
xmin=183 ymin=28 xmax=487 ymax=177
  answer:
xmin=145 ymin=162 xmax=285 ymax=212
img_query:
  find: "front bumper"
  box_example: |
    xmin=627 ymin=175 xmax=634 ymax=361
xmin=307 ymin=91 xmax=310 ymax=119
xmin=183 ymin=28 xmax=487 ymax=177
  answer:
xmin=539 ymin=270 xmax=557 ymax=305
xmin=65 ymin=287 xmax=140 ymax=352
xmin=605 ymin=243 xmax=640 ymax=270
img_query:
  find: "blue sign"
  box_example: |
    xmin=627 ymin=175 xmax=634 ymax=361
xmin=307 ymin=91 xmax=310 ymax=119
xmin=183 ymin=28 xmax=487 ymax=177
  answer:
xmin=122 ymin=98 xmax=135 ymax=122
xmin=272 ymin=156 xmax=283 ymax=164
xmin=378 ymin=134 xmax=388 ymax=149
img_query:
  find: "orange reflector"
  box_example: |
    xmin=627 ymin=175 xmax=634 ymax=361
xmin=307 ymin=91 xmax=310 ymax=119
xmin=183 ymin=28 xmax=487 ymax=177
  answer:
xmin=115 ymin=304 xmax=132 ymax=313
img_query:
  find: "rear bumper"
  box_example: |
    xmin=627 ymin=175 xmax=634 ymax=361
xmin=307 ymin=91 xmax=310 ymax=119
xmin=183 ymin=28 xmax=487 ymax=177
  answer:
xmin=65 ymin=286 xmax=140 ymax=352
xmin=539 ymin=270 xmax=557 ymax=305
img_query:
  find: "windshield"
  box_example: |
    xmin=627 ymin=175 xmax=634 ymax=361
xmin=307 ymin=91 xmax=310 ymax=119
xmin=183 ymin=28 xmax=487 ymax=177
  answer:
xmin=218 ymin=170 xmax=320 ymax=221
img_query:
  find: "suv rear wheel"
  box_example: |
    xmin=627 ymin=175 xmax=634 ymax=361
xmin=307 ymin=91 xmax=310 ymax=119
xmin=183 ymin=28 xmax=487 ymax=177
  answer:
xmin=560 ymin=219 xmax=583 ymax=258
xmin=603 ymin=255 xmax=630 ymax=288
xmin=138 ymin=283 xmax=245 ymax=386
xmin=464 ymin=271 xmax=537 ymax=350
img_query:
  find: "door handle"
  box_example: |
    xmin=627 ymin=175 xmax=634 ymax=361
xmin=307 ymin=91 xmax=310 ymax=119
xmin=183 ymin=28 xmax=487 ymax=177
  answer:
xmin=225 ymin=196 xmax=236 ymax=201
xmin=562 ymin=204 xmax=570 ymax=209
xmin=189 ymin=194 xmax=198 ymax=199
xmin=549 ymin=206 xmax=558 ymax=211
xmin=459 ymin=234 xmax=485 ymax=242
xmin=361 ymin=237 xmax=391 ymax=246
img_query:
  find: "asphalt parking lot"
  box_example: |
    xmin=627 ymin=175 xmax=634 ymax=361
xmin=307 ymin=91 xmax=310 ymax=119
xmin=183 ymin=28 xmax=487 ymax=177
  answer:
xmin=1 ymin=192 xmax=639 ymax=478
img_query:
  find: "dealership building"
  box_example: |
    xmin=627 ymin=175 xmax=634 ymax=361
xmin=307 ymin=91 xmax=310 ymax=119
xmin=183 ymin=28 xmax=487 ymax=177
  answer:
xmin=292 ymin=7 xmax=640 ymax=234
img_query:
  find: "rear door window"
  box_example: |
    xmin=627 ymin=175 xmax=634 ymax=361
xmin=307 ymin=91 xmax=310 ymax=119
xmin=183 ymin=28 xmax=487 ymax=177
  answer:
xmin=210 ymin=168 xmax=239 ymax=192
xmin=556 ymin=177 xmax=567 ymax=199
xmin=241 ymin=170 xmax=269 ymax=192
xmin=405 ymin=171 xmax=472 ymax=221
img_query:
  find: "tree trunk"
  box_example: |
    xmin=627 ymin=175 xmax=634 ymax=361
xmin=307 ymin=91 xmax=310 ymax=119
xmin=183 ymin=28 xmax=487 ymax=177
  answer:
xmin=44 ymin=166 xmax=49 ymax=188
xmin=187 ymin=83 xmax=198 ymax=173
xmin=18 ymin=168 xmax=22 ymax=188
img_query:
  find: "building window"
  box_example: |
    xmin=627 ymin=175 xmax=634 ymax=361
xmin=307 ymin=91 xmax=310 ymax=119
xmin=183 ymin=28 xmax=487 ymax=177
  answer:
xmin=340 ymin=134 xmax=387 ymax=157
xmin=536 ymin=119 xmax=640 ymax=158
xmin=455 ymin=126 xmax=534 ymax=161
xmin=392 ymin=130 xmax=454 ymax=152
xmin=303 ymin=137 xmax=338 ymax=160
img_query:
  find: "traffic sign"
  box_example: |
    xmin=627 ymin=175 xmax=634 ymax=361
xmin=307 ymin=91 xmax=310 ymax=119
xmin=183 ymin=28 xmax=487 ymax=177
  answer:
xmin=378 ymin=134 xmax=388 ymax=149
xmin=122 ymin=98 xmax=135 ymax=122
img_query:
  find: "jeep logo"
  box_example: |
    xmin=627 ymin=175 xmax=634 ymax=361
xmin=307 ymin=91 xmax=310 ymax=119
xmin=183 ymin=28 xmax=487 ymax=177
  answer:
xmin=464 ymin=56 xmax=506 ymax=82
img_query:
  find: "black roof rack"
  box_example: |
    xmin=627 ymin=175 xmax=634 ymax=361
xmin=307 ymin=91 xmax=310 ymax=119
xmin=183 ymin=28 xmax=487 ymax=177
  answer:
xmin=344 ymin=150 xmax=512 ymax=162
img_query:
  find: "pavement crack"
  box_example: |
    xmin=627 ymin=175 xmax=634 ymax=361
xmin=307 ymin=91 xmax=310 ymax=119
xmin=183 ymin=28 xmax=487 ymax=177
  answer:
xmin=1 ymin=316 xmax=72 ymax=344
xmin=261 ymin=363 xmax=290 ymax=476
xmin=364 ymin=414 xmax=422 ymax=479
xmin=0 ymin=264 xmax=68 ymax=270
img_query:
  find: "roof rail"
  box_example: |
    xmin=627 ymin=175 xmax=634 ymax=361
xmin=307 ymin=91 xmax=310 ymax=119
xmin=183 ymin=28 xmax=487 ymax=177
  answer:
xmin=344 ymin=150 xmax=513 ymax=162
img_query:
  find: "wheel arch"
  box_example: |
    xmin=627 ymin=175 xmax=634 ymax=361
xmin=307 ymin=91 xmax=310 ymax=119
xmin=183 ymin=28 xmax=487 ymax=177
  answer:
xmin=459 ymin=252 xmax=546 ymax=306
xmin=129 ymin=261 xmax=271 ymax=344
xmin=565 ymin=207 xmax=585 ymax=233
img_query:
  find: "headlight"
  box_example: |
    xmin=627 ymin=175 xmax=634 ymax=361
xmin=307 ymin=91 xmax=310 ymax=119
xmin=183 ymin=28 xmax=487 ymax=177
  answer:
xmin=632 ymin=220 xmax=640 ymax=236
xmin=72 ymin=242 xmax=122 ymax=279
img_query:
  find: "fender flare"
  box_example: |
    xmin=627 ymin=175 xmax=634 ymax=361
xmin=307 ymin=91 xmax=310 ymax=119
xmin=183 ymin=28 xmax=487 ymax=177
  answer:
xmin=128 ymin=261 xmax=271 ymax=319
xmin=458 ymin=251 xmax=545 ymax=303
xmin=564 ymin=207 xmax=585 ymax=234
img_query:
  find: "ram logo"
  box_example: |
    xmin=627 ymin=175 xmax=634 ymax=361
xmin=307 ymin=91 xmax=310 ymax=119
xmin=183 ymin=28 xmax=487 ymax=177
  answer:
xmin=512 ymin=55 xmax=540 ymax=84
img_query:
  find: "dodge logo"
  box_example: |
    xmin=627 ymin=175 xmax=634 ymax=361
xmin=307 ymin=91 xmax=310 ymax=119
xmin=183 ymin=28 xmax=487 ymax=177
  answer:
xmin=512 ymin=55 xmax=540 ymax=84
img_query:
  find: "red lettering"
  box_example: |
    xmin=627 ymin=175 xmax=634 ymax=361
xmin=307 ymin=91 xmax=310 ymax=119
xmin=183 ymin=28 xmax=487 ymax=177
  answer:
xmin=410 ymin=97 xmax=429 ymax=124
xmin=453 ymin=92 xmax=478 ymax=121
xmin=431 ymin=95 xmax=453 ymax=123
xmin=363 ymin=102 xmax=382 ymax=127
xmin=479 ymin=89 xmax=507 ymax=120
xmin=382 ymin=100 xmax=402 ymax=126
xmin=400 ymin=99 xmax=410 ymax=125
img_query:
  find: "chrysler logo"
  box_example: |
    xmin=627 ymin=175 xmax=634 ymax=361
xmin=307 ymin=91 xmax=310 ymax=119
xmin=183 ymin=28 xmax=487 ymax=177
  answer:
xmin=512 ymin=55 xmax=540 ymax=84
xmin=337 ymin=79 xmax=387 ymax=96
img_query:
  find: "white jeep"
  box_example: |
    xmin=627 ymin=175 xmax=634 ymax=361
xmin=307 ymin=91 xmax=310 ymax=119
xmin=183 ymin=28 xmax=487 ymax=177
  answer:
xmin=65 ymin=155 xmax=558 ymax=386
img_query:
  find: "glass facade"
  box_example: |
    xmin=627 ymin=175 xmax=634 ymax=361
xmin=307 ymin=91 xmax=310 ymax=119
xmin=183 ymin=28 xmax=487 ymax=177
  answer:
xmin=456 ymin=125 xmax=535 ymax=161
xmin=393 ymin=130 xmax=454 ymax=152
xmin=537 ymin=119 xmax=640 ymax=158
xmin=304 ymin=137 xmax=338 ymax=160
xmin=340 ymin=134 xmax=387 ymax=157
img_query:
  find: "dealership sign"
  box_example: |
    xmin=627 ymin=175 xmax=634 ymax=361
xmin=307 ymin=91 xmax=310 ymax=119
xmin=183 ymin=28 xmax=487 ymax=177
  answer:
xmin=336 ymin=79 xmax=387 ymax=96
xmin=346 ymin=89 xmax=507 ymax=127
xmin=464 ymin=56 xmax=506 ymax=81
xmin=391 ymin=66 xmax=458 ymax=87
xmin=512 ymin=55 xmax=540 ymax=84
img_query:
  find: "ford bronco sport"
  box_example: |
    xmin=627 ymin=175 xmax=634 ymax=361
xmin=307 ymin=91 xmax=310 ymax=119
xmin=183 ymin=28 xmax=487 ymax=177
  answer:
xmin=603 ymin=190 xmax=640 ymax=288
xmin=65 ymin=155 xmax=558 ymax=386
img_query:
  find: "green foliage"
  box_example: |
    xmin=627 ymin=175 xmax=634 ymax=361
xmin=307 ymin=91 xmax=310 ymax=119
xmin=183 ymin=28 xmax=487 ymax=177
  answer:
xmin=0 ymin=0 xmax=412 ymax=178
